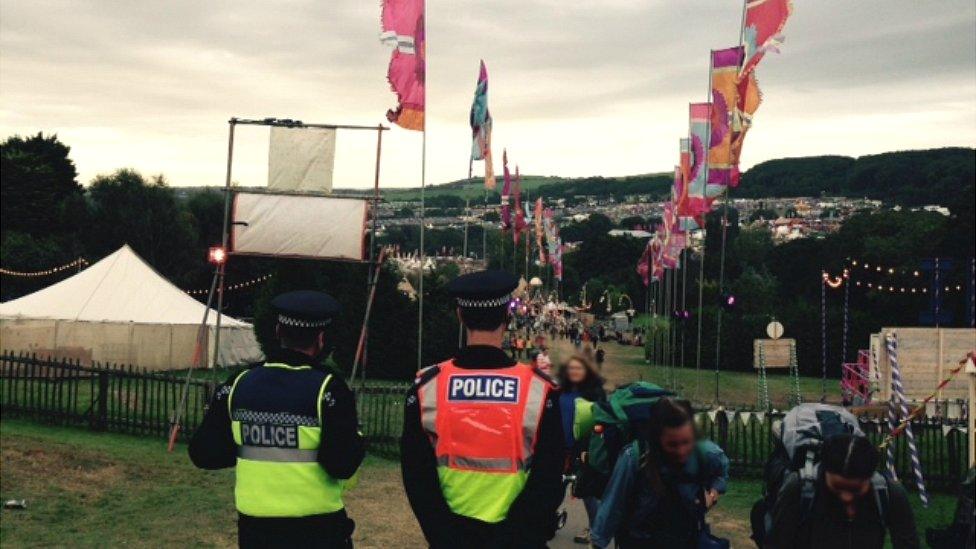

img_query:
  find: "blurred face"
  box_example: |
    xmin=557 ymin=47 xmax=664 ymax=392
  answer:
xmin=824 ymin=472 xmax=871 ymax=518
xmin=660 ymin=423 xmax=696 ymax=465
xmin=565 ymin=359 xmax=587 ymax=384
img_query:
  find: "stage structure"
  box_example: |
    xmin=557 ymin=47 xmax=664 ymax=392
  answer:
xmin=874 ymin=327 xmax=975 ymax=405
xmin=169 ymin=117 xmax=389 ymax=450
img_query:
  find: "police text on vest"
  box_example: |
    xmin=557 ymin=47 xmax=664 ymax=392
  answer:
xmin=241 ymin=422 xmax=299 ymax=448
xmin=447 ymin=375 xmax=520 ymax=403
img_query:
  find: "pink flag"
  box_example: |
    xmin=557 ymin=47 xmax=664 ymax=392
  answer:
xmin=709 ymin=47 xmax=745 ymax=191
xmin=513 ymin=167 xmax=526 ymax=244
xmin=381 ymin=0 xmax=425 ymax=131
xmin=637 ymin=240 xmax=652 ymax=286
xmin=500 ymin=150 xmax=512 ymax=230
xmin=740 ymin=0 xmax=792 ymax=77
xmin=534 ymin=198 xmax=545 ymax=263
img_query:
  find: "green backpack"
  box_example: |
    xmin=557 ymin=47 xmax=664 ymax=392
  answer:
xmin=571 ymin=381 xmax=673 ymax=498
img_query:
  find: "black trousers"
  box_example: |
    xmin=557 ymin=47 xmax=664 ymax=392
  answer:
xmin=238 ymin=510 xmax=354 ymax=549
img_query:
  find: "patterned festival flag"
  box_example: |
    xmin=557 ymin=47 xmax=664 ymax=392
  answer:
xmin=381 ymin=0 xmax=425 ymax=131
xmin=534 ymin=198 xmax=545 ymax=263
xmin=708 ymin=47 xmax=745 ymax=191
xmin=650 ymin=232 xmax=665 ymax=282
xmin=636 ymin=239 xmax=652 ymax=286
xmin=500 ymin=149 xmax=512 ymax=230
xmin=740 ymin=0 xmax=792 ymax=78
xmin=687 ymin=103 xmax=714 ymax=224
xmin=553 ymin=238 xmax=564 ymax=281
xmin=545 ymin=212 xmax=559 ymax=270
xmin=675 ymin=141 xmax=697 ymax=233
xmin=729 ymin=70 xmax=762 ymax=186
xmin=513 ymin=167 xmax=526 ymax=244
xmin=469 ymin=60 xmax=495 ymax=189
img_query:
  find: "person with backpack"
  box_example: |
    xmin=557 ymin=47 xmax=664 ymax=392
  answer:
xmin=589 ymin=398 xmax=730 ymax=549
xmin=765 ymin=433 xmax=919 ymax=549
xmin=556 ymin=354 xmax=607 ymax=544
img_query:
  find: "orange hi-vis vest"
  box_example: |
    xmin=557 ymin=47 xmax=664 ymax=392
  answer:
xmin=416 ymin=359 xmax=553 ymax=523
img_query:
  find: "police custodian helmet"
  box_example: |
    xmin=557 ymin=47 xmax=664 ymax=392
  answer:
xmin=271 ymin=290 xmax=342 ymax=329
xmin=447 ymin=270 xmax=519 ymax=309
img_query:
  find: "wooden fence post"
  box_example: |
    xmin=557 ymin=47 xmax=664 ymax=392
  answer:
xmin=95 ymin=370 xmax=108 ymax=431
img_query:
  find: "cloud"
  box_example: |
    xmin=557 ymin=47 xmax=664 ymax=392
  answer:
xmin=1 ymin=0 xmax=973 ymax=189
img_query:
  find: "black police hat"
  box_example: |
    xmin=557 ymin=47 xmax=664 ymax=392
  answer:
xmin=271 ymin=290 xmax=341 ymax=329
xmin=447 ymin=270 xmax=519 ymax=309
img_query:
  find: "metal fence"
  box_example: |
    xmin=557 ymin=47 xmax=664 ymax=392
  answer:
xmin=1 ymin=353 xmax=969 ymax=489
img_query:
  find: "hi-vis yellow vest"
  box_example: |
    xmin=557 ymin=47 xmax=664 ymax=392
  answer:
xmin=228 ymin=363 xmax=344 ymax=517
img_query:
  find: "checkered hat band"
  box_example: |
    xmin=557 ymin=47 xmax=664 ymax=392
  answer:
xmin=456 ymin=294 xmax=512 ymax=308
xmin=277 ymin=314 xmax=331 ymax=328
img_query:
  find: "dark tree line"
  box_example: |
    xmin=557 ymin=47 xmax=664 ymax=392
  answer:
xmin=737 ymin=147 xmax=975 ymax=208
xmin=0 ymin=133 xmax=462 ymax=380
xmin=554 ymin=201 xmax=974 ymax=379
xmin=2 ymin=133 xmax=973 ymax=382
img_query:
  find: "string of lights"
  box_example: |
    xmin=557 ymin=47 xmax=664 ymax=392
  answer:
xmin=823 ymin=268 xmax=965 ymax=294
xmin=853 ymin=280 xmax=965 ymax=294
xmin=0 ymin=258 xmax=89 ymax=277
xmin=848 ymin=258 xmax=922 ymax=278
xmin=184 ymin=274 xmax=272 ymax=296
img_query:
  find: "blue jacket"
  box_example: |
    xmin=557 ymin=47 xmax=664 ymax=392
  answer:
xmin=591 ymin=439 xmax=730 ymax=548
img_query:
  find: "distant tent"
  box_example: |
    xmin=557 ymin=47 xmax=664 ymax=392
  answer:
xmin=0 ymin=245 xmax=263 ymax=370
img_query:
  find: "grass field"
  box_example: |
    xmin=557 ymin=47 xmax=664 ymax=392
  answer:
xmin=547 ymin=338 xmax=841 ymax=409
xmin=1 ymin=418 xmax=959 ymax=548
xmin=0 ymin=419 xmax=426 ymax=548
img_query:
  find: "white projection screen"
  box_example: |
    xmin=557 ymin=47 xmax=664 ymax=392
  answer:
xmin=230 ymin=192 xmax=368 ymax=261
xmin=268 ymin=127 xmax=337 ymax=193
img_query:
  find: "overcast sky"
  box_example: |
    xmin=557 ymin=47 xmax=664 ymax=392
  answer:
xmin=1 ymin=0 xmax=974 ymax=190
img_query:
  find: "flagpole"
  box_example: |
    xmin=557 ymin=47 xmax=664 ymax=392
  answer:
xmin=680 ymin=247 xmax=688 ymax=370
xmin=482 ymin=188 xmax=488 ymax=267
xmin=738 ymin=0 xmax=748 ymax=47
xmin=664 ymin=268 xmax=671 ymax=386
xmin=416 ymin=0 xmax=427 ymax=371
xmin=524 ymin=191 xmax=530 ymax=277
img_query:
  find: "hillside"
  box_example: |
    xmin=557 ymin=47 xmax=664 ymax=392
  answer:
xmin=364 ymin=147 xmax=975 ymax=207
xmin=737 ymin=147 xmax=974 ymax=206
xmin=377 ymin=173 xmax=673 ymax=203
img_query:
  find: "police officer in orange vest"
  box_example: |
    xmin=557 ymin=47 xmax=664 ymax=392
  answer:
xmin=401 ymin=270 xmax=565 ymax=548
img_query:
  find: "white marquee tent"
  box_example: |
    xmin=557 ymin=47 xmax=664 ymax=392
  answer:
xmin=0 ymin=245 xmax=263 ymax=370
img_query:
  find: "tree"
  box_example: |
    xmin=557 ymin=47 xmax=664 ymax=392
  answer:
xmin=560 ymin=213 xmax=613 ymax=243
xmin=0 ymin=133 xmax=82 ymax=236
xmin=619 ymin=216 xmax=646 ymax=230
xmin=85 ymin=169 xmax=198 ymax=286
xmin=0 ymin=133 xmax=88 ymax=293
xmin=748 ymin=208 xmax=778 ymax=222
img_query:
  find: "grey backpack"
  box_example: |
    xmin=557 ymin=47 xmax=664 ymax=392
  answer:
xmin=750 ymin=403 xmax=889 ymax=547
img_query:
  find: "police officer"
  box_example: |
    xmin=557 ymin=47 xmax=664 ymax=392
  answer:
xmin=189 ymin=290 xmax=365 ymax=548
xmin=401 ymin=270 xmax=565 ymax=548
